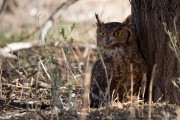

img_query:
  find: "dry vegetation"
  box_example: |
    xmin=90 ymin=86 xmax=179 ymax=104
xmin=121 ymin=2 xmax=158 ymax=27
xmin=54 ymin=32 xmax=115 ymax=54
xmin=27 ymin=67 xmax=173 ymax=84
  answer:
xmin=0 ymin=0 xmax=180 ymax=120
xmin=0 ymin=39 xmax=179 ymax=120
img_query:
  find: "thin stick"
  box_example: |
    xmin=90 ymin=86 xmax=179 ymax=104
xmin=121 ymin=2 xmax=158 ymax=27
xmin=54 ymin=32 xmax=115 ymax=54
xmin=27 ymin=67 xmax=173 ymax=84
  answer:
xmin=40 ymin=0 xmax=79 ymax=42
xmin=35 ymin=61 xmax=41 ymax=98
xmin=61 ymin=47 xmax=77 ymax=109
xmin=137 ymin=87 xmax=141 ymax=105
xmin=130 ymin=64 xmax=133 ymax=107
xmin=156 ymin=94 xmax=164 ymax=103
xmin=141 ymin=73 xmax=147 ymax=118
xmin=130 ymin=64 xmax=135 ymax=118
xmin=61 ymin=48 xmax=77 ymax=83
xmin=2 ymin=83 xmax=31 ymax=89
xmin=97 ymin=48 xmax=110 ymax=107
xmin=142 ymin=73 xmax=147 ymax=104
xmin=148 ymin=64 xmax=157 ymax=119
xmin=80 ymin=40 xmax=92 ymax=120
xmin=8 ymin=61 xmax=26 ymax=78
xmin=0 ymin=57 xmax=2 ymax=98
xmin=38 ymin=57 xmax=52 ymax=82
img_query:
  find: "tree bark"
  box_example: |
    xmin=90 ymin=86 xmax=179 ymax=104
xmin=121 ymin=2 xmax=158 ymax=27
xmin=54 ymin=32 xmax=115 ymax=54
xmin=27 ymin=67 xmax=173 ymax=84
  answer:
xmin=131 ymin=0 xmax=180 ymax=103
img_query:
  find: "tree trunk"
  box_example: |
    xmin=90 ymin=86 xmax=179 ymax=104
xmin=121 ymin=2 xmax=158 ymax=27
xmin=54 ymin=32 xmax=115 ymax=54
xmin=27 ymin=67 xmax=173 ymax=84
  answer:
xmin=131 ymin=0 xmax=180 ymax=103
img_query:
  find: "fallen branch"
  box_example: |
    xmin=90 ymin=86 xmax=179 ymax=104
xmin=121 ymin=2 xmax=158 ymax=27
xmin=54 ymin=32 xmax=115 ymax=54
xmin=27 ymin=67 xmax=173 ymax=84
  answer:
xmin=0 ymin=41 xmax=41 ymax=58
xmin=0 ymin=41 xmax=96 ymax=58
xmin=40 ymin=0 xmax=79 ymax=43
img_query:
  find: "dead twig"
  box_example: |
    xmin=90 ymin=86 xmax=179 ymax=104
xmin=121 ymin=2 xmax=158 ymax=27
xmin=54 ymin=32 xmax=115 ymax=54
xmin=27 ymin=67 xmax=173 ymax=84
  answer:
xmin=40 ymin=0 xmax=79 ymax=43
xmin=2 ymin=83 xmax=31 ymax=89
xmin=130 ymin=64 xmax=135 ymax=118
xmin=0 ymin=56 xmax=3 ymax=98
xmin=148 ymin=64 xmax=157 ymax=119
xmin=81 ymin=39 xmax=92 ymax=117
xmin=38 ymin=57 xmax=52 ymax=82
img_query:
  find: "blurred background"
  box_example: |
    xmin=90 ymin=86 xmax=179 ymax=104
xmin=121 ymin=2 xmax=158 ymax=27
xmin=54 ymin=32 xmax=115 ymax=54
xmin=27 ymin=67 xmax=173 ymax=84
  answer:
xmin=0 ymin=0 xmax=131 ymax=45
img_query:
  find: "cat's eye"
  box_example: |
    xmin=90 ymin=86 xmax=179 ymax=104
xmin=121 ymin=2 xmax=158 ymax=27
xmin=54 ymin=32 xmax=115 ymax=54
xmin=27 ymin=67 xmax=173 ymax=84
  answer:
xmin=99 ymin=31 xmax=105 ymax=36
xmin=114 ymin=31 xmax=122 ymax=37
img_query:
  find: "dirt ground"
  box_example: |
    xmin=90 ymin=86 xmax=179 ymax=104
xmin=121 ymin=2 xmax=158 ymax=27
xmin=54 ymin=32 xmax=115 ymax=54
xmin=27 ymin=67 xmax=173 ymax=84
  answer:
xmin=0 ymin=44 xmax=179 ymax=120
xmin=0 ymin=0 xmax=180 ymax=120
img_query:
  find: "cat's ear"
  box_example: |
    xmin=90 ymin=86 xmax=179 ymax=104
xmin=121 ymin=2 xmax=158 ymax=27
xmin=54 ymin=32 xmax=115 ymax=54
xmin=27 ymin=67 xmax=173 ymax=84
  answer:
xmin=95 ymin=13 xmax=103 ymax=26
